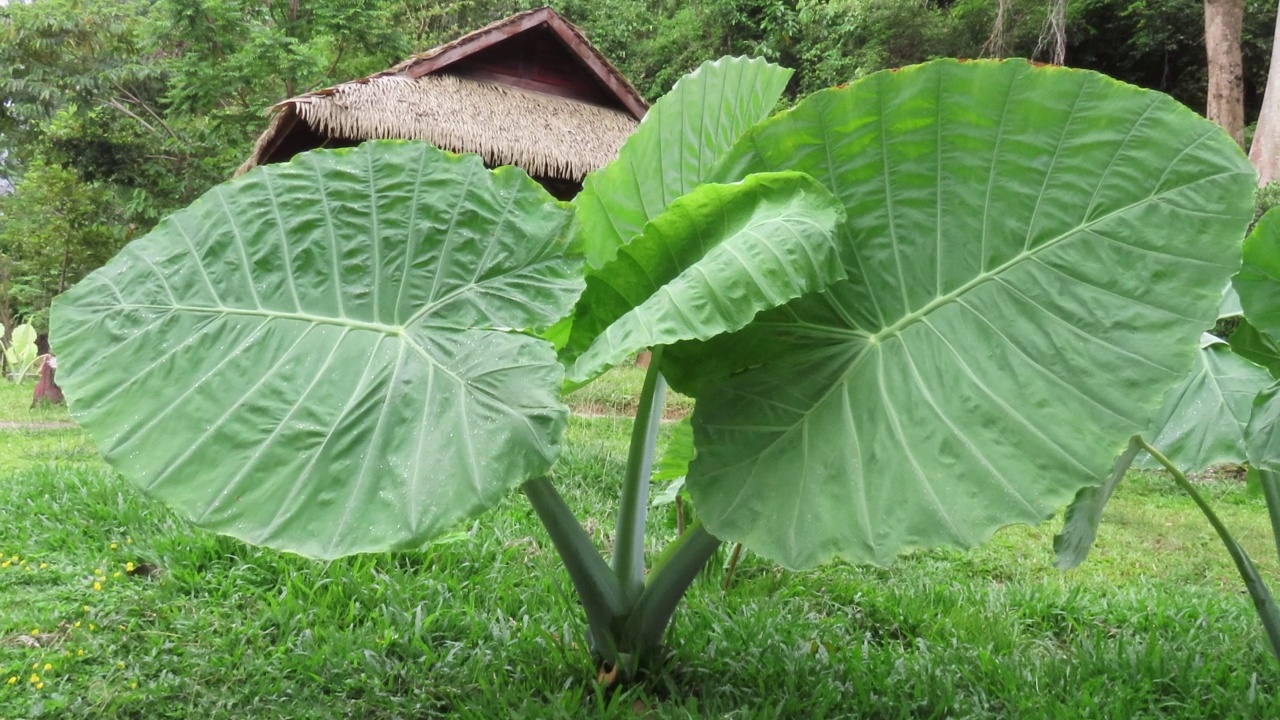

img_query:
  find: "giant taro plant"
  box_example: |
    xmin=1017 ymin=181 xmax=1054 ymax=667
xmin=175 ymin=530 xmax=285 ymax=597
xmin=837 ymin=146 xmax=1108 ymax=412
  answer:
xmin=1055 ymin=206 xmax=1280 ymax=665
xmin=51 ymin=58 xmax=1256 ymax=677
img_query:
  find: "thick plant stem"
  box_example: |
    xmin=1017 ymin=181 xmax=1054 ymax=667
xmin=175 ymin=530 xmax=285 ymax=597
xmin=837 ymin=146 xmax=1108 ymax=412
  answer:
xmin=613 ymin=347 xmax=667 ymax=602
xmin=522 ymin=477 xmax=628 ymax=664
xmin=625 ymin=521 xmax=722 ymax=656
xmin=1257 ymin=467 xmax=1280 ymax=562
xmin=1140 ymin=439 xmax=1280 ymax=663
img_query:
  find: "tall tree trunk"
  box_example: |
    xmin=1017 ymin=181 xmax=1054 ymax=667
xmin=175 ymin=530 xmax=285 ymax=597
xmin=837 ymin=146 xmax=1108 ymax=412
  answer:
xmin=1206 ymin=0 xmax=1247 ymax=146
xmin=1251 ymin=0 xmax=1280 ymax=186
xmin=1034 ymin=0 xmax=1068 ymax=65
xmin=982 ymin=0 xmax=1011 ymax=58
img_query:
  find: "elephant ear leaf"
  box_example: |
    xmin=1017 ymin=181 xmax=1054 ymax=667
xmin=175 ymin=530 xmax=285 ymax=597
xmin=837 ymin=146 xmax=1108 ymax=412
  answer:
xmin=1238 ymin=211 xmax=1280 ymax=555
xmin=52 ymin=141 xmax=582 ymax=561
xmin=1235 ymin=209 xmax=1280 ymax=378
xmin=1230 ymin=319 xmax=1280 ymax=378
xmin=671 ymin=59 xmax=1255 ymax=570
xmin=1131 ymin=333 xmax=1272 ymax=472
xmin=565 ymin=172 xmax=847 ymax=382
xmin=574 ymin=56 xmax=793 ymax=268
xmin=1237 ymin=208 xmax=1280 ymax=338
xmin=1245 ymin=383 xmax=1280 ymax=560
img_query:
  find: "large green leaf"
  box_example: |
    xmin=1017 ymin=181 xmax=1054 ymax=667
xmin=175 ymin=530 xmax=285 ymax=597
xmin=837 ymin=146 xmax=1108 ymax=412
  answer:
xmin=52 ymin=141 xmax=581 ymax=560
xmin=670 ymin=59 xmax=1255 ymax=569
xmin=1132 ymin=333 xmax=1272 ymax=471
xmin=1236 ymin=209 xmax=1280 ymax=379
xmin=1230 ymin=319 xmax=1280 ymax=378
xmin=1237 ymin=208 xmax=1280 ymax=339
xmin=573 ymin=57 xmax=793 ymax=269
xmin=565 ymin=172 xmax=846 ymax=382
xmin=1245 ymin=382 xmax=1280 ymax=562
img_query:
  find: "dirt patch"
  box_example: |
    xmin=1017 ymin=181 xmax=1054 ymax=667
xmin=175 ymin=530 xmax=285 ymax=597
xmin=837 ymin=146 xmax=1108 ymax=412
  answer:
xmin=570 ymin=401 xmax=689 ymax=421
xmin=1189 ymin=463 xmax=1248 ymax=483
xmin=0 ymin=421 xmax=78 ymax=431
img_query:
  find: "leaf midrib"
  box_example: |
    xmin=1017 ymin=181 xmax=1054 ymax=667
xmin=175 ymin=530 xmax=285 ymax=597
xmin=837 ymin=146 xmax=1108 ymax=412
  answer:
xmin=866 ymin=179 xmax=1239 ymax=345
xmin=82 ymin=302 xmax=407 ymax=336
xmin=701 ymin=171 xmax=1243 ymax=522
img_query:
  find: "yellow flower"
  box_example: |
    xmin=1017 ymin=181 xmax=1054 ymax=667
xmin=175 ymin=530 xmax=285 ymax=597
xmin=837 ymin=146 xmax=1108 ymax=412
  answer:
xmin=38 ymin=563 xmax=48 ymax=569
xmin=30 ymin=663 xmax=37 ymax=669
xmin=28 ymin=674 xmax=38 ymax=683
xmin=31 ymin=629 xmax=38 ymax=636
xmin=77 ymin=649 xmax=85 ymax=657
xmin=112 ymin=572 xmax=121 ymax=578
xmin=93 ymin=581 xmax=102 ymax=591
xmin=42 ymin=664 xmax=51 ymax=671
xmin=130 ymin=681 xmax=138 ymax=689
xmin=1 ymin=562 xmax=9 ymax=568
xmin=110 ymin=543 xmax=118 ymax=550
xmin=36 ymin=682 xmax=44 ymax=690
xmin=116 ymin=662 xmax=124 ymax=669
xmin=126 ymin=537 xmax=133 ymax=544
xmin=125 ymin=562 xmax=135 ymax=572
xmin=94 ymin=568 xmax=104 ymax=576
xmin=74 ymin=621 xmax=81 ymax=628
xmin=6 ymin=676 xmax=16 ymax=685
xmin=88 ymin=623 xmax=96 ymax=631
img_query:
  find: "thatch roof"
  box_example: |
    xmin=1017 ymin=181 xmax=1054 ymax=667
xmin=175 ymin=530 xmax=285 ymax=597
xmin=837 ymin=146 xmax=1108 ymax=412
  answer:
xmin=237 ymin=7 xmax=646 ymax=183
xmin=246 ymin=74 xmax=637 ymax=181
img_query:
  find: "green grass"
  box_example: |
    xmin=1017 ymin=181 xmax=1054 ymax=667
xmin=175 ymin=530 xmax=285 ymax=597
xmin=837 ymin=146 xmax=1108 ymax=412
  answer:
xmin=3 ymin=394 xmax=1280 ymax=717
xmin=0 ymin=381 xmax=72 ymax=426
xmin=566 ymin=362 xmax=695 ymax=419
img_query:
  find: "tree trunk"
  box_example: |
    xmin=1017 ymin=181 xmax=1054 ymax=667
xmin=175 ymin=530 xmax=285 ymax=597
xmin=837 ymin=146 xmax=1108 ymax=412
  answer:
xmin=1206 ymin=0 xmax=1247 ymax=146
xmin=1251 ymin=0 xmax=1280 ymax=185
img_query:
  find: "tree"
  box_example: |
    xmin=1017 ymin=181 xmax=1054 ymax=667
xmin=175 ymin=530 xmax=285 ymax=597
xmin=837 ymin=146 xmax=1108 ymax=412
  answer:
xmin=1251 ymin=0 xmax=1280 ymax=184
xmin=1206 ymin=0 xmax=1247 ymax=145
xmin=0 ymin=160 xmax=124 ymax=333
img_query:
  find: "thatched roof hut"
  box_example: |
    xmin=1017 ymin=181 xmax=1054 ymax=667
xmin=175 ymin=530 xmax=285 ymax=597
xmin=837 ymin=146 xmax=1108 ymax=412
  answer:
xmin=237 ymin=7 xmax=647 ymax=198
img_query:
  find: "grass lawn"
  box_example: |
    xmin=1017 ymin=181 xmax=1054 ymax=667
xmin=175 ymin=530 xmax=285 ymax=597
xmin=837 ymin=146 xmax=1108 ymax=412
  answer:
xmin=2 ymin=378 xmax=1280 ymax=718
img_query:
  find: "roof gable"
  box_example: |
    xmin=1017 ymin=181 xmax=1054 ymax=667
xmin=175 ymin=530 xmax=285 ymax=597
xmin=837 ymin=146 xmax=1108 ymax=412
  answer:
xmin=237 ymin=7 xmax=646 ymax=186
xmin=388 ymin=7 xmax=647 ymax=119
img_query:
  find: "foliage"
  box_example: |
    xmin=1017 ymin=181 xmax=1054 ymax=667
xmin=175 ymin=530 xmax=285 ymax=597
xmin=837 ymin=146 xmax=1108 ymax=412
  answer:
xmin=51 ymin=57 xmax=1256 ymax=682
xmin=3 ymin=0 xmax=1278 ymax=336
xmin=2 ymin=323 xmax=39 ymax=383
xmin=0 ymin=159 xmax=125 ymax=333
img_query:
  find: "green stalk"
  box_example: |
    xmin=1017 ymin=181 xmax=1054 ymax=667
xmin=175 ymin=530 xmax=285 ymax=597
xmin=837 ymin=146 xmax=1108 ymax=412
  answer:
xmin=1256 ymin=467 xmax=1280 ymax=562
xmin=1139 ymin=439 xmax=1280 ymax=662
xmin=613 ymin=347 xmax=667 ymax=602
xmin=522 ymin=477 xmax=628 ymax=664
xmin=625 ymin=521 xmax=722 ymax=655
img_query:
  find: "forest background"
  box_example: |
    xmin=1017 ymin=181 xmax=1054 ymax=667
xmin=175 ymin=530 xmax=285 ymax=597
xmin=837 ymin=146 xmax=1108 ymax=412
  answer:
xmin=0 ymin=0 xmax=1274 ymax=337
